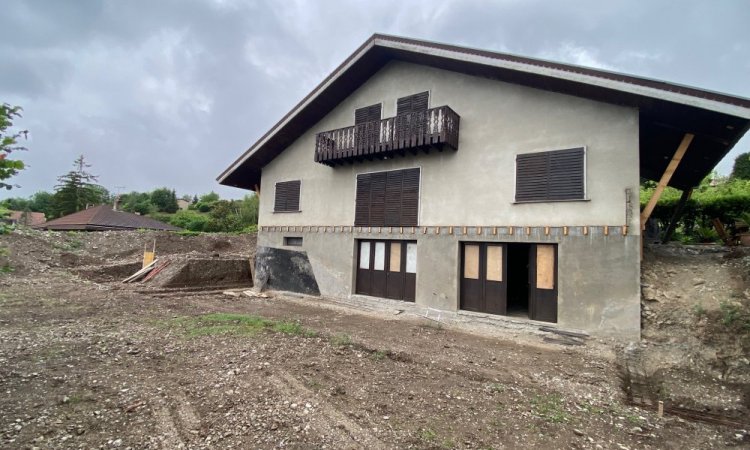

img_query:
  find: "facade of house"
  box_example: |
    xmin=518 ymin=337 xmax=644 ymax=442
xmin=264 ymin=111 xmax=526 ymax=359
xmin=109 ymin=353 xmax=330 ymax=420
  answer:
xmin=218 ymin=35 xmax=750 ymax=340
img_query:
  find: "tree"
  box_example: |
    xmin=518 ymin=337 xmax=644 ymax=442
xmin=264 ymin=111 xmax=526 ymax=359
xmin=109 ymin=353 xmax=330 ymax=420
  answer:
xmin=53 ymin=155 xmax=107 ymax=216
xmin=28 ymin=191 xmax=54 ymax=219
xmin=150 ymin=187 xmax=179 ymax=213
xmin=120 ymin=191 xmax=152 ymax=215
xmin=731 ymin=152 xmax=750 ymax=180
xmin=0 ymin=104 xmax=27 ymax=190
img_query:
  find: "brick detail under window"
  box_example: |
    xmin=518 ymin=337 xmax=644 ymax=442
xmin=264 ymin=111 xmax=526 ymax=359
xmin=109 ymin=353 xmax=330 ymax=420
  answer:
xmin=355 ymin=168 xmax=419 ymax=227
xmin=274 ymin=180 xmax=301 ymax=212
xmin=516 ymin=148 xmax=585 ymax=202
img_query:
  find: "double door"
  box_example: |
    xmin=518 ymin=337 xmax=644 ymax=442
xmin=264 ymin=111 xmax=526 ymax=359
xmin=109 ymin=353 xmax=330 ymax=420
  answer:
xmin=356 ymin=240 xmax=416 ymax=302
xmin=460 ymin=242 xmax=557 ymax=323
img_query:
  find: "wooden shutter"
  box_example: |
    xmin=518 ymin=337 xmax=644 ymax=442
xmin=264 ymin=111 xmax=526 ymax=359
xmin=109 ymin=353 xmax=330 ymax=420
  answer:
xmin=274 ymin=180 xmax=301 ymax=212
xmin=516 ymin=148 xmax=584 ymax=202
xmin=355 ymin=104 xmax=382 ymax=125
xmin=355 ymin=168 xmax=420 ymax=227
xmin=397 ymin=91 xmax=429 ymax=115
xmin=400 ymin=168 xmax=420 ymax=226
xmin=355 ymin=174 xmax=371 ymax=226
xmin=548 ymin=148 xmax=585 ymax=200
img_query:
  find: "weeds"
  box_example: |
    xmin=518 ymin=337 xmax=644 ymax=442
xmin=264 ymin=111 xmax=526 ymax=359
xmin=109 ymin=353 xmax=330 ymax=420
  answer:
xmin=692 ymin=303 xmax=707 ymax=317
xmin=371 ymin=350 xmax=388 ymax=361
xmin=419 ymin=428 xmax=436 ymax=441
xmin=530 ymin=394 xmax=570 ymax=423
xmin=719 ymin=301 xmax=742 ymax=326
xmin=170 ymin=313 xmax=316 ymax=338
xmin=487 ymin=383 xmax=505 ymax=394
xmin=330 ymin=333 xmax=353 ymax=347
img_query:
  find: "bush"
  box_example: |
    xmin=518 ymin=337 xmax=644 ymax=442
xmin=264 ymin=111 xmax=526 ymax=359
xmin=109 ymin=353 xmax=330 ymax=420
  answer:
xmin=169 ymin=210 xmax=210 ymax=232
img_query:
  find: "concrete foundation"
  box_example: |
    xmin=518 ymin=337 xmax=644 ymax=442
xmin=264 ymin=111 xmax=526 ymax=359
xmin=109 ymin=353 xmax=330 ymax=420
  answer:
xmin=257 ymin=226 xmax=641 ymax=341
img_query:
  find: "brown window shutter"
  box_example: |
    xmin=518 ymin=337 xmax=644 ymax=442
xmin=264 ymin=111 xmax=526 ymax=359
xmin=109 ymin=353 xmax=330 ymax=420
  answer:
xmin=355 ymin=174 xmax=371 ymax=226
xmin=354 ymin=168 xmax=420 ymax=227
xmin=396 ymin=91 xmax=429 ymax=115
xmin=274 ymin=180 xmax=301 ymax=212
xmin=355 ymin=104 xmax=382 ymax=125
xmin=369 ymin=172 xmax=387 ymax=227
xmin=400 ymin=168 xmax=420 ymax=227
xmin=515 ymin=148 xmax=585 ymax=202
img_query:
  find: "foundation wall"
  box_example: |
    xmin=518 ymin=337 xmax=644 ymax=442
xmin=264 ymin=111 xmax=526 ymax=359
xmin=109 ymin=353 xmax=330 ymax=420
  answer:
xmin=258 ymin=226 xmax=640 ymax=340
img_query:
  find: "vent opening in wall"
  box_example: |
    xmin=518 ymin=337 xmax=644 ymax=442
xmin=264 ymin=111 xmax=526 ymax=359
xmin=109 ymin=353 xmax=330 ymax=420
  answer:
xmin=283 ymin=236 xmax=303 ymax=247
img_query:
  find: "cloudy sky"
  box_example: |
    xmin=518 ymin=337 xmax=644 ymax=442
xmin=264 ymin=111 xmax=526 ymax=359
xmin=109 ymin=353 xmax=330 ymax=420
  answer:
xmin=1 ymin=0 xmax=749 ymax=200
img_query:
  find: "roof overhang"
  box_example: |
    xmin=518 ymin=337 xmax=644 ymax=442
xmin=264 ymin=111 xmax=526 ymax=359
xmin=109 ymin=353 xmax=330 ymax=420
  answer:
xmin=218 ymin=34 xmax=750 ymax=191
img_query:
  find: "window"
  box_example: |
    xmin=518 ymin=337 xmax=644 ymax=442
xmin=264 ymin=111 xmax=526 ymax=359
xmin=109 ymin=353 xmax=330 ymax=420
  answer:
xmin=283 ymin=236 xmax=303 ymax=247
xmin=274 ymin=180 xmax=301 ymax=212
xmin=397 ymin=91 xmax=429 ymax=115
xmin=515 ymin=147 xmax=585 ymax=202
xmin=355 ymin=168 xmax=419 ymax=227
xmin=355 ymin=104 xmax=382 ymax=124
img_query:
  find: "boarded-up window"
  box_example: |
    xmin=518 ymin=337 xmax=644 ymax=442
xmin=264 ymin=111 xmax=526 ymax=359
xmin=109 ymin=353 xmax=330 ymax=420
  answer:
xmin=355 ymin=168 xmax=419 ymax=227
xmin=516 ymin=148 xmax=585 ymax=202
xmin=536 ymin=245 xmax=555 ymax=290
xmin=486 ymin=245 xmax=503 ymax=282
xmin=396 ymin=91 xmax=429 ymax=115
xmin=274 ymin=180 xmax=301 ymax=212
xmin=355 ymin=104 xmax=382 ymax=124
xmin=463 ymin=244 xmax=480 ymax=280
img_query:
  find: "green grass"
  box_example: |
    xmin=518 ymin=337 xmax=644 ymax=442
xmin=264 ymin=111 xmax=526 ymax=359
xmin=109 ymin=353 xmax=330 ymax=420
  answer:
xmin=419 ymin=428 xmax=437 ymax=441
xmin=170 ymin=313 xmax=316 ymax=338
xmin=371 ymin=350 xmax=387 ymax=361
xmin=330 ymin=333 xmax=353 ymax=347
xmin=530 ymin=394 xmax=570 ymax=423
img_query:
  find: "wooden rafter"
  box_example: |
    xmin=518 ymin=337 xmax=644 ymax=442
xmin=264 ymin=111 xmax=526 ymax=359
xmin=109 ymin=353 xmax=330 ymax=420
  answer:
xmin=640 ymin=133 xmax=694 ymax=228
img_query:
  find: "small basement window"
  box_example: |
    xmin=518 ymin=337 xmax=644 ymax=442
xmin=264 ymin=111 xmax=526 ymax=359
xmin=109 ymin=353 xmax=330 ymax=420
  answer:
xmin=274 ymin=180 xmax=301 ymax=212
xmin=283 ymin=236 xmax=303 ymax=247
xmin=515 ymin=147 xmax=586 ymax=202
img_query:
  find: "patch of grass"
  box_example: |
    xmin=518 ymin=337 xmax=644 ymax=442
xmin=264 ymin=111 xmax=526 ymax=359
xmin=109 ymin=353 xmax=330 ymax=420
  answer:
xmin=330 ymin=333 xmax=353 ymax=347
xmin=371 ymin=350 xmax=388 ymax=361
xmin=0 ymin=263 xmax=13 ymax=274
xmin=719 ymin=301 xmax=742 ymax=326
xmin=170 ymin=313 xmax=315 ymax=338
xmin=175 ymin=230 xmax=202 ymax=237
xmin=530 ymin=394 xmax=570 ymax=423
xmin=487 ymin=382 xmax=505 ymax=394
xmin=419 ymin=428 xmax=437 ymax=441
xmin=692 ymin=303 xmax=707 ymax=317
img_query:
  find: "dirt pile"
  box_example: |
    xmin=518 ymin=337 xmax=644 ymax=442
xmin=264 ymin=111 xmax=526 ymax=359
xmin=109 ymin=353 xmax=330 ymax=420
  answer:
xmin=622 ymin=243 xmax=750 ymax=423
xmin=0 ymin=227 xmax=256 ymax=280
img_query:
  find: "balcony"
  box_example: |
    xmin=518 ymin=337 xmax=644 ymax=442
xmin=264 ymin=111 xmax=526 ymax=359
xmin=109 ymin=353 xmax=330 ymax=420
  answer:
xmin=314 ymin=105 xmax=460 ymax=166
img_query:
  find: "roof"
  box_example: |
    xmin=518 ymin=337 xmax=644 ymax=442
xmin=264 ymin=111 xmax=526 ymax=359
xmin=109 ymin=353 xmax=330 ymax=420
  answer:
xmin=7 ymin=211 xmax=46 ymax=226
xmin=40 ymin=205 xmax=181 ymax=231
xmin=218 ymin=34 xmax=750 ymax=191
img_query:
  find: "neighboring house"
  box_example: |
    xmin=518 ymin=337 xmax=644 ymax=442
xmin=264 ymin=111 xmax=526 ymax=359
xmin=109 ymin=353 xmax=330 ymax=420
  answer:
xmin=5 ymin=211 xmax=46 ymax=227
xmin=176 ymin=199 xmax=190 ymax=211
xmin=40 ymin=205 xmax=180 ymax=231
xmin=218 ymin=34 xmax=750 ymax=340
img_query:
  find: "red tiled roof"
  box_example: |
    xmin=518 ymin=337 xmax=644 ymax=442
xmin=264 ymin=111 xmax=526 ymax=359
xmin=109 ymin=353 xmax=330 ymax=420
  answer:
xmin=40 ymin=205 xmax=180 ymax=231
xmin=8 ymin=211 xmax=46 ymax=226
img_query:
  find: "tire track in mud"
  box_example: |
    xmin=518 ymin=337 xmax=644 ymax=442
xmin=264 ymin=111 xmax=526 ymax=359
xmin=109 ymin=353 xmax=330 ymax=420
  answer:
xmin=151 ymin=391 xmax=201 ymax=449
xmin=267 ymin=371 xmax=386 ymax=449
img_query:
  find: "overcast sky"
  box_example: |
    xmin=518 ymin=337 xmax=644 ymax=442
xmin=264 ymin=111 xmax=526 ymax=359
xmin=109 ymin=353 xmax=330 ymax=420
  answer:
xmin=2 ymin=0 xmax=749 ymax=200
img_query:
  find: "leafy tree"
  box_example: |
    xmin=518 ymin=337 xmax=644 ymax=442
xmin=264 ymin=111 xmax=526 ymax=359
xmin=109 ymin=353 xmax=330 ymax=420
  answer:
xmin=53 ymin=155 xmax=108 ymax=216
xmin=0 ymin=196 xmax=29 ymax=211
xmin=238 ymin=194 xmax=259 ymax=226
xmin=120 ymin=191 xmax=152 ymax=215
xmin=199 ymin=192 xmax=220 ymax=203
xmin=0 ymin=104 xmax=27 ymax=190
xmin=150 ymin=187 xmax=179 ymax=213
xmin=731 ymin=152 xmax=750 ymax=180
xmin=169 ymin=209 xmax=209 ymax=231
xmin=29 ymin=191 xmax=55 ymax=219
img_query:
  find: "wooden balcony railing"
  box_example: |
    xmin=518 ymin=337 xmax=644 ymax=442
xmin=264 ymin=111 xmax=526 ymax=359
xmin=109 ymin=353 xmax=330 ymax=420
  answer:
xmin=314 ymin=105 xmax=460 ymax=166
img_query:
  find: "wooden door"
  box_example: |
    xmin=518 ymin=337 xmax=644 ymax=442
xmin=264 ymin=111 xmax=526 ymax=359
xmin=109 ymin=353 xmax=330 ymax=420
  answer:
xmin=356 ymin=240 xmax=416 ymax=302
xmin=529 ymin=244 xmax=558 ymax=323
xmin=460 ymin=243 xmax=507 ymax=314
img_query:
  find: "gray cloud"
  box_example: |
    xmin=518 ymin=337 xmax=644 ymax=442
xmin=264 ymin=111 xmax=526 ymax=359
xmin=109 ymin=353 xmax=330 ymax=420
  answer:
xmin=1 ymin=0 xmax=748 ymax=200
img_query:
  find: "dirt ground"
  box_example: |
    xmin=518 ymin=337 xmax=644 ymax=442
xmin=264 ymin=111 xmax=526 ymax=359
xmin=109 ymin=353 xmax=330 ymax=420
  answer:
xmin=0 ymin=229 xmax=748 ymax=449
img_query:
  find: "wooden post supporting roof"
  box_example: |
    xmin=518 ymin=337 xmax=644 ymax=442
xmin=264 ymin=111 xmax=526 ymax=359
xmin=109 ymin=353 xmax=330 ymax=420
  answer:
xmin=661 ymin=187 xmax=693 ymax=243
xmin=640 ymin=133 xmax=694 ymax=228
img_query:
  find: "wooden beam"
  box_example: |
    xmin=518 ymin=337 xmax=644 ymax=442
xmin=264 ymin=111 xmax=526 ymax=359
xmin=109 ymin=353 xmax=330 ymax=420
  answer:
xmin=640 ymin=133 xmax=694 ymax=228
xmin=661 ymin=187 xmax=693 ymax=243
xmin=253 ymin=184 xmax=261 ymax=199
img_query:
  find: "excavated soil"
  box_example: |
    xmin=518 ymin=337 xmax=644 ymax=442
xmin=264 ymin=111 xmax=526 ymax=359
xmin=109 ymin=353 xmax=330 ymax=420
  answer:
xmin=0 ymin=228 xmax=748 ymax=449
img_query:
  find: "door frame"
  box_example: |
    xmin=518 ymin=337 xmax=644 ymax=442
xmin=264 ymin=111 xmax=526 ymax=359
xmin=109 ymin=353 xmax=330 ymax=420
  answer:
xmin=355 ymin=239 xmax=416 ymax=302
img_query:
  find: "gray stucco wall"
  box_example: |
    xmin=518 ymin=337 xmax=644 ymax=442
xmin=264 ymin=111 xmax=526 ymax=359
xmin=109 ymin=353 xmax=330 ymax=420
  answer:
xmin=253 ymin=60 xmax=641 ymax=341
xmin=259 ymin=60 xmax=640 ymax=231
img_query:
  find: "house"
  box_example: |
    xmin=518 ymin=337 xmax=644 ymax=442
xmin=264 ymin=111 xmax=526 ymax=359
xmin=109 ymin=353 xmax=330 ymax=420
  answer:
xmin=40 ymin=205 xmax=180 ymax=231
xmin=5 ymin=211 xmax=46 ymax=227
xmin=217 ymin=34 xmax=750 ymax=340
xmin=176 ymin=199 xmax=191 ymax=211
